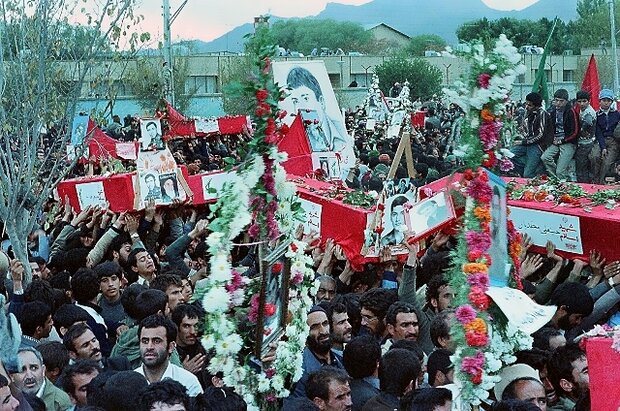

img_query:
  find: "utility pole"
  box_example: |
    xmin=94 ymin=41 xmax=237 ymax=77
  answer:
xmin=610 ymin=0 xmax=620 ymax=96
xmin=162 ymin=0 xmax=174 ymax=107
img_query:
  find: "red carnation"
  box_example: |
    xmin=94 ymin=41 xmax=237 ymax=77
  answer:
xmin=471 ymin=371 xmax=483 ymax=385
xmin=290 ymin=243 xmax=298 ymax=252
xmin=256 ymin=89 xmax=269 ymax=101
xmin=272 ymin=262 xmax=283 ymax=273
xmin=279 ymin=123 xmax=290 ymax=135
xmin=266 ymin=118 xmax=276 ymax=135
xmin=377 ymin=203 xmax=385 ymax=211
xmin=469 ymin=287 xmax=491 ymax=310
xmin=465 ymin=330 xmax=489 ymax=347
xmin=264 ymin=303 xmax=276 ymax=317
xmin=463 ymin=169 xmax=474 ymax=181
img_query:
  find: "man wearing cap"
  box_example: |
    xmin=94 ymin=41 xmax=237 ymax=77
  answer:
xmin=541 ymin=89 xmax=579 ymax=181
xmin=590 ymin=88 xmax=620 ymax=184
xmin=495 ymin=363 xmax=547 ymax=411
xmin=512 ymin=92 xmax=551 ymax=178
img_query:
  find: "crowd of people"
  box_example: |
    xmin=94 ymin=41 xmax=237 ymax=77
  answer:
xmin=1 ymin=86 xmax=618 ymax=411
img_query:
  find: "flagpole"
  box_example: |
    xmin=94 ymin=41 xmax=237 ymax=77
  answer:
xmin=609 ymin=0 xmax=620 ymax=96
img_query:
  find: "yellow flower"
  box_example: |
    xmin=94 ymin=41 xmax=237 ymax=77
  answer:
xmin=463 ymin=263 xmax=488 ymax=274
xmin=464 ymin=318 xmax=487 ymax=334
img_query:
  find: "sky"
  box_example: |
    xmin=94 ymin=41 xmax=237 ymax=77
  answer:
xmin=132 ymin=0 xmax=538 ymax=45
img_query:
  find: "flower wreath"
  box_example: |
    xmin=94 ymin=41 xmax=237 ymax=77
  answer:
xmin=442 ymin=35 xmax=533 ymax=404
xmin=193 ymin=27 xmax=315 ymax=410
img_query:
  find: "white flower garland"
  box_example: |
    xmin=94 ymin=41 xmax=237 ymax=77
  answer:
xmin=197 ymin=148 xmax=313 ymax=410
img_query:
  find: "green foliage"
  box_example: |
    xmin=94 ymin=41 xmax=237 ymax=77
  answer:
xmin=126 ymin=55 xmax=195 ymax=114
xmin=405 ymin=34 xmax=447 ymax=56
xmin=374 ymin=55 xmax=442 ymax=100
xmin=456 ymin=17 xmax=570 ymax=54
xmin=270 ymin=18 xmax=373 ymax=55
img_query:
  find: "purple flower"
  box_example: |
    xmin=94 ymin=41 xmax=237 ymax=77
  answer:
xmin=461 ymin=351 xmax=485 ymax=374
xmin=499 ymin=158 xmax=514 ymax=172
xmin=467 ymin=273 xmax=490 ymax=291
xmin=455 ymin=304 xmax=477 ymax=324
xmin=465 ymin=231 xmax=491 ymax=253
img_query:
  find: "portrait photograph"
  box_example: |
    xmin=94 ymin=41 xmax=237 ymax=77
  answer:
xmin=486 ymin=169 xmax=509 ymax=287
xmin=139 ymin=118 xmax=164 ymax=151
xmin=405 ymin=191 xmax=455 ymax=242
xmin=159 ymin=172 xmax=181 ymax=204
xmin=71 ymin=114 xmax=89 ymax=146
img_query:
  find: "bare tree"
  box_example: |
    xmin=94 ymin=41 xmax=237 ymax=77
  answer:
xmin=0 ymin=0 xmax=143 ymax=283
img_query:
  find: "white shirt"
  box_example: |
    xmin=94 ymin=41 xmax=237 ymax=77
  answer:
xmin=135 ymin=362 xmax=203 ymax=397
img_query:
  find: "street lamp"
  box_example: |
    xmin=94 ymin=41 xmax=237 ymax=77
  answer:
xmin=361 ymin=65 xmax=373 ymax=87
xmin=162 ymin=0 xmax=189 ymax=107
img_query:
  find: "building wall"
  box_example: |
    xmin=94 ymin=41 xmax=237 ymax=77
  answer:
xmin=367 ymin=25 xmax=410 ymax=48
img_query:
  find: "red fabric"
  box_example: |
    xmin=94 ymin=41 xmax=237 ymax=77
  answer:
xmin=278 ymin=115 xmax=313 ymax=176
xmin=161 ymin=100 xmax=249 ymax=139
xmin=57 ymin=166 xmax=190 ymax=212
xmin=411 ymin=111 xmax=426 ymax=128
xmin=86 ymin=120 xmax=139 ymax=161
xmin=585 ymin=337 xmax=620 ymax=411
xmin=295 ymin=178 xmax=371 ymax=270
xmin=582 ymin=54 xmax=601 ymax=111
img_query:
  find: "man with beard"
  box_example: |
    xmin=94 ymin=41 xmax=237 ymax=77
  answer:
xmin=62 ymin=323 xmax=130 ymax=371
xmin=289 ymin=306 xmax=345 ymax=400
xmin=135 ymin=314 xmax=203 ymax=397
xmin=171 ymin=303 xmax=208 ymax=387
xmin=546 ymin=282 xmax=593 ymax=334
xmin=359 ymin=289 xmax=398 ymax=343
xmin=325 ymin=302 xmax=352 ymax=359
xmin=383 ymin=302 xmax=419 ymax=352
xmin=547 ymin=344 xmax=589 ymax=411
xmin=10 ymin=347 xmax=72 ymax=411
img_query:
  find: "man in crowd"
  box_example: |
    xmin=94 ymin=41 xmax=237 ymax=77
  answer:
xmin=540 ymin=88 xmax=579 ymax=180
xmin=574 ymin=90 xmax=597 ymax=182
xmin=58 ymin=359 xmax=101 ymax=409
xmin=590 ymin=88 xmax=620 ymax=183
xmin=171 ymin=303 xmax=208 ymax=386
xmin=138 ymin=380 xmax=191 ymax=411
xmin=384 ymin=301 xmax=419 ymax=351
xmin=305 ymin=367 xmax=353 ymax=411
xmin=512 ymin=92 xmax=551 ymax=178
xmin=495 ymin=364 xmax=547 ymax=411
xmin=427 ymin=349 xmax=453 ymax=388
xmin=342 ymin=335 xmax=380 ymax=411
xmin=62 ymin=323 xmax=130 ymax=371
xmin=135 ymin=314 xmax=202 ymax=397
xmin=18 ymin=301 xmax=53 ymax=348
xmin=359 ymin=288 xmax=398 ymax=343
xmin=547 ymin=344 xmax=589 ymax=411
xmin=10 ymin=347 xmax=72 ymax=411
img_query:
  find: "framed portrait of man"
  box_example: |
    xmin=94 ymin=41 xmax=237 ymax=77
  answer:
xmin=273 ymin=60 xmax=356 ymax=170
xmin=485 ymin=169 xmax=510 ymax=287
xmin=255 ymin=240 xmax=291 ymax=358
xmin=404 ymin=191 xmax=456 ymax=243
xmin=139 ymin=118 xmax=164 ymax=151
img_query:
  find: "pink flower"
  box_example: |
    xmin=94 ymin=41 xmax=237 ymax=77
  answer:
xmin=479 ymin=121 xmax=501 ymax=151
xmin=265 ymin=368 xmax=276 ymax=378
xmin=467 ymin=273 xmax=490 ymax=290
xmin=466 ymin=177 xmax=493 ymax=203
xmin=455 ymin=305 xmax=477 ymax=324
xmin=248 ymin=223 xmax=260 ymax=239
xmin=291 ymin=271 xmax=304 ymax=285
xmin=461 ymin=351 xmax=485 ymax=375
xmin=499 ymin=158 xmax=514 ymax=172
xmin=478 ymin=73 xmax=492 ymax=89
xmin=465 ymin=231 xmax=491 ymax=253
xmin=248 ymin=294 xmax=260 ymax=322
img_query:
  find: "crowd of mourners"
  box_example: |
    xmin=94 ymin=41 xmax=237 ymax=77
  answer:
xmin=0 ymin=91 xmax=616 ymax=411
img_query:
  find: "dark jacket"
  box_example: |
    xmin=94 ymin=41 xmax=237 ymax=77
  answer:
xmin=595 ymin=108 xmax=620 ymax=149
xmin=548 ymin=105 xmax=579 ymax=144
xmin=351 ymin=378 xmax=380 ymax=411
xmin=361 ymin=392 xmax=400 ymax=411
xmin=523 ymin=107 xmax=552 ymax=147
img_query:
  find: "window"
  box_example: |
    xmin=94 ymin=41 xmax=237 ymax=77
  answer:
xmin=563 ymin=70 xmax=574 ymax=82
xmin=185 ymin=75 xmax=218 ymax=94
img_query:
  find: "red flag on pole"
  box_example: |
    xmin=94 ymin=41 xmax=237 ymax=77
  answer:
xmin=581 ymin=54 xmax=601 ymax=111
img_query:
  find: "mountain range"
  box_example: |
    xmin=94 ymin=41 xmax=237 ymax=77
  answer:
xmin=182 ymin=0 xmax=579 ymax=54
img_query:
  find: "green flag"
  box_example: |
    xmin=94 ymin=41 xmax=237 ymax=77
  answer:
xmin=532 ymin=18 xmax=558 ymax=106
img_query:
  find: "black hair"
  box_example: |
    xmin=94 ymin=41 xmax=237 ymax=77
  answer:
xmin=430 ymin=310 xmax=452 ymax=348
xmin=331 ymin=293 xmax=362 ymax=337
xmin=63 ymin=323 xmax=94 ymax=353
xmin=425 ymin=273 xmax=449 ymax=308
xmin=389 ymin=340 xmax=425 ymax=363
xmin=514 ymin=348 xmax=550 ymax=371
xmin=359 ymin=288 xmax=398 ymax=320
xmin=532 ymin=327 xmax=564 ymax=351
xmin=138 ymin=314 xmax=177 ymax=346
xmin=502 ymin=377 xmax=543 ymax=400
xmin=576 ymin=90 xmax=591 ymax=100
xmin=94 ymin=261 xmax=123 ymax=282
xmin=58 ymin=359 xmax=102 ymax=398
xmin=48 ymin=270 xmax=71 ymax=292
xmin=0 ymin=374 xmax=8 ymax=388
xmin=306 ymin=366 xmax=350 ymax=402
xmin=400 ymin=387 xmax=452 ymax=411
xmin=343 ymin=335 xmax=381 ymax=379
xmin=198 ymin=386 xmax=247 ymax=411
xmin=53 ymin=303 xmax=91 ymax=336
xmin=87 ymin=370 xmax=149 ymax=411
xmin=18 ymin=300 xmax=52 ymax=336
xmin=427 ymin=349 xmax=453 ymax=386
xmin=23 ymin=393 xmax=46 ymax=411
xmin=120 ymin=283 xmax=149 ymax=321
xmin=171 ymin=303 xmax=205 ymax=328
xmin=286 ymin=66 xmax=323 ymax=100
xmin=548 ymin=282 xmax=594 ymax=317
xmin=525 ymin=92 xmax=543 ymax=108
xmin=547 ymin=343 xmax=586 ymax=396
xmin=36 ymin=341 xmax=70 ymax=376
xmin=71 ymin=268 xmax=101 ymax=303
xmin=379 ymin=348 xmax=421 ymax=396
xmin=150 ymin=273 xmax=183 ymax=293
xmin=138 ymin=380 xmax=190 ymax=411
xmin=134 ymin=289 xmax=168 ymax=321
xmin=24 ymin=278 xmax=56 ymax=312
xmin=385 ymin=301 xmax=418 ymax=326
